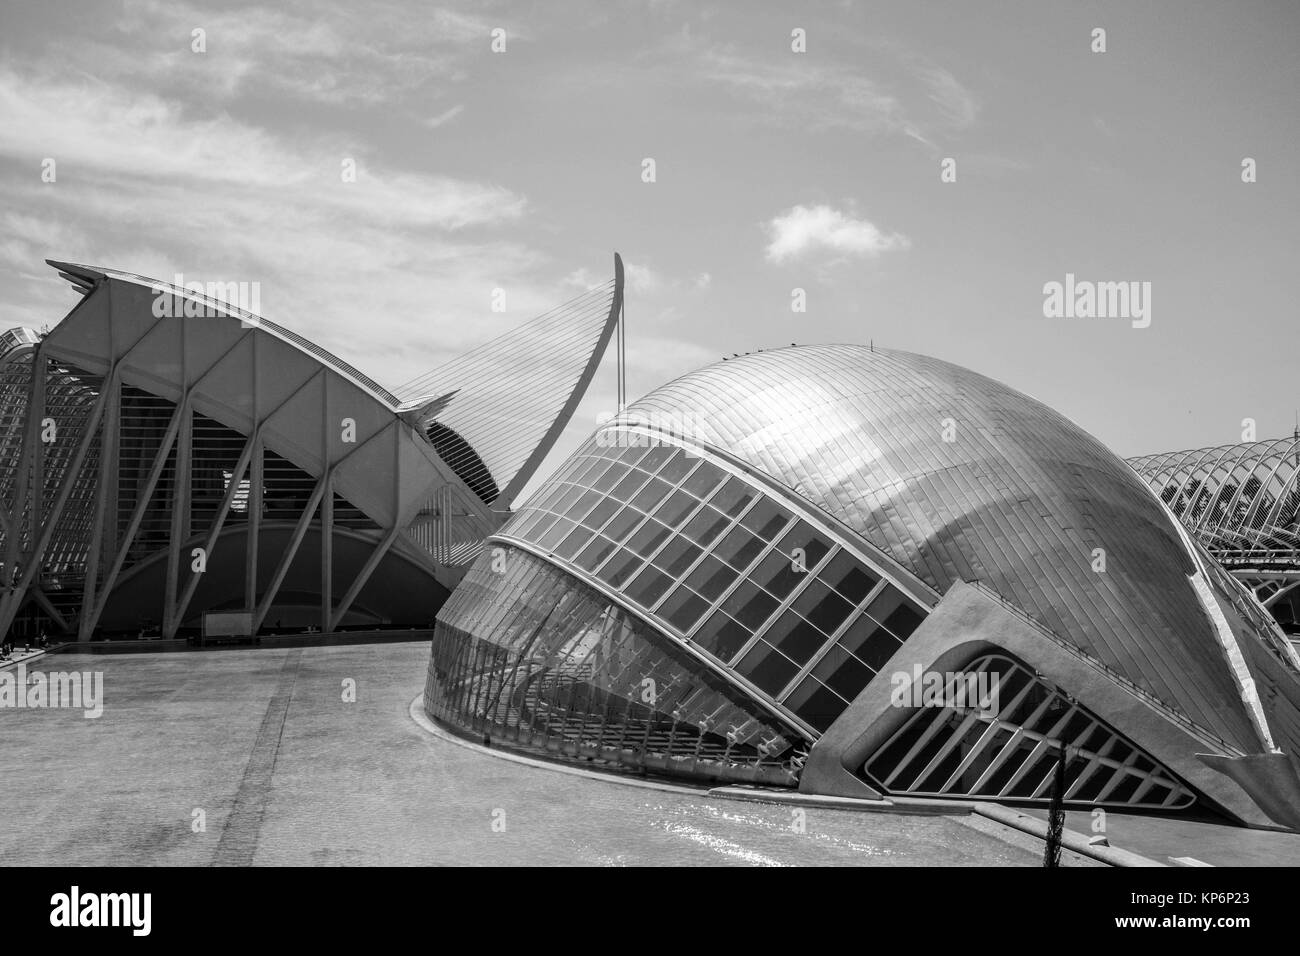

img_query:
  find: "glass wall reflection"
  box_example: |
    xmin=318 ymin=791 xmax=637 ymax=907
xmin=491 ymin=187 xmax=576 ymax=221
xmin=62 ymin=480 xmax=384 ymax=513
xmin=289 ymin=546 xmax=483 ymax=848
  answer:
xmin=425 ymin=546 xmax=810 ymax=786
xmin=502 ymin=432 xmax=928 ymax=733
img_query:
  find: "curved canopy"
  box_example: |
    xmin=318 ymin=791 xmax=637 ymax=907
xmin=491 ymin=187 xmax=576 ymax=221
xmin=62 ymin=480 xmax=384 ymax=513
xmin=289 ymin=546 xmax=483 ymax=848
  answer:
xmin=1130 ymin=438 xmax=1300 ymax=554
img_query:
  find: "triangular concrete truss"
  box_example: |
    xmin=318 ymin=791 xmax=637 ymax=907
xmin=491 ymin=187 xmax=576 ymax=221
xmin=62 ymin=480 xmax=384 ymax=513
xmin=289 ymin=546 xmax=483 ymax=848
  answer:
xmin=0 ymin=256 xmax=622 ymax=640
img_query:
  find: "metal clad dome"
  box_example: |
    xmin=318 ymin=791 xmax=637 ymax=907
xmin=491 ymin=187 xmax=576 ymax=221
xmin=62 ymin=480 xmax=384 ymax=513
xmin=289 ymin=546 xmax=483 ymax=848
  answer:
xmin=625 ymin=344 xmax=1256 ymax=750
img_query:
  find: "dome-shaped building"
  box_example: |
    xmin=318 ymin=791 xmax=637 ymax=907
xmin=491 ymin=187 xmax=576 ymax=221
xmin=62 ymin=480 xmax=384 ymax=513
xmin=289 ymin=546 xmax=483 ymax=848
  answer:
xmin=423 ymin=345 xmax=1300 ymax=828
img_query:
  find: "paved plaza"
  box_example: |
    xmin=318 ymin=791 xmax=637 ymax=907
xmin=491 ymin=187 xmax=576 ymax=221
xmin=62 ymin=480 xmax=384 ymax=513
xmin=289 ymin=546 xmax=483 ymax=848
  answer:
xmin=0 ymin=643 xmax=1102 ymax=867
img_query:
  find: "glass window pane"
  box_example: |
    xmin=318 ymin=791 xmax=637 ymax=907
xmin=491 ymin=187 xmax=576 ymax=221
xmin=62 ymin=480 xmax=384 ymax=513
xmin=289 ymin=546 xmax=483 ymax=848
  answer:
xmin=586 ymin=457 xmax=620 ymax=486
xmin=714 ymin=526 xmax=765 ymax=571
xmin=591 ymin=462 xmax=630 ymax=493
xmin=537 ymin=517 xmax=575 ymax=551
xmin=599 ymin=548 xmax=643 ymax=588
xmin=553 ymin=483 xmax=586 ymax=514
xmin=602 ymin=507 xmax=643 ymax=543
xmin=709 ymin=476 xmax=756 ymax=517
xmin=739 ymin=497 xmax=787 ymax=540
xmin=778 ymin=521 xmax=832 ymax=572
xmin=762 ymin=609 xmax=826 ymax=666
xmin=522 ymin=511 xmax=560 ymax=543
xmin=692 ymin=610 xmax=753 ymax=662
xmin=685 ymin=554 xmax=737 ymax=603
xmin=524 ymin=482 xmax=563 ymax=512
xmin=627 ymin=518 xmax=672 ymax=558
xmin=681 ymin=460 xmax=722 ymax=499
xmin=736 ymin=640 xmax=800 ymax=697
xmin=550 ymin=479 xmax=582 ymax=508
xmin=837 ymin=613 xmax=903 ymax=673
xmin=882 ymin=603 xmax=924 ymax=641
xmin=575 ymin=534 xmax=617 ymax=571
xmin=612 ymin=441 xmax=652 ymax=469
xmin=722 ymin=579 xmax=780 ymax=632
xmin=653 ymin=489 xmax=699 ymax=528
xmin=637 ymin=445 xmax=675 ymax=473
xmin=582 ymin=496 xmax=620 ymax=532
xmin=568 ymin=459 xmax=601 ymax=486
xmin=751 ymin=548 xmax=807 ymax=600
xmin=569 ymin=489 xmax=602 ymax=523
xmin=589 ymin=459 xmax=622 ymax=487
xmin=504 ymin=509 xmax=537 ymax=537
xmin=625 ymin=564 xmax=675 ymax=608
xmin=611 ymin=469 xmax=649 ymax=502
xmin=681 ymin=505 xmax=729 ymax=549
xmin=555 ymin=525 xmax=593 ymax=561
xmin=631 ymin=477 xmax=673 ymax=512
xmin=784 ymin=678 xmax=850 ymax=732
xmin=654 ymin=536 xmax=703 ymax=578
xmin=810 ymin=644 xmax=874 ymax=702
xmin=549 ymin=455 xmax=587 ymax=486
xmin=527 ymin=510 xmax=552 ymax=537
xmin=657 ymin=450 xmax=695 ymax=484
xmin=658 ymin=586 xmax=709 ymax=632
xmin=792 ymin=579 xmax=855 ymax=635
xmin=821 ymin=550 xmax=880 ymax=605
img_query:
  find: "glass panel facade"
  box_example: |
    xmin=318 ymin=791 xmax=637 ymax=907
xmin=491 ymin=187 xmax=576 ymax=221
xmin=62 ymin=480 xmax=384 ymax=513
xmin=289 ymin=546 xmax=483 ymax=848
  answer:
xmin=501 ymin=433 xmax=930 ymax=734
xmin=425 ymin=545 xmax=809 ymax=785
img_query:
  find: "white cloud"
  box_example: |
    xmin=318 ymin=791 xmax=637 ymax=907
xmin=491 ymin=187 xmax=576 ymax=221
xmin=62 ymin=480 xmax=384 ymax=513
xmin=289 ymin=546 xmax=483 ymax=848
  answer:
xmin=694 ymin=272 xmax=712 ymax=290
xmin=79 ymin=0 xmax=494 ymax=107
xmin=919 ymin=66 xmax=979 ymax=129
xmin=0 ymin=70 xmax=522 ymax=231
xmin=567 ymin=261 xmax=662 ymax=295
xmin=699 ymin=49 xmax=905 ymax=134
xmin=624 ymin=263 xmax=661 ymax=294
xmin=655 ymin=32 xmax=977 ymax=142
xmin=423 ymin=105 xmax=466 ymax=129
xmin=563 ymin=267 xmax=604 ymax=291
xmin=0 ymin=61 xmax=563 ymax=387
xmin=763 ymin=205 xmax=910 ymax=264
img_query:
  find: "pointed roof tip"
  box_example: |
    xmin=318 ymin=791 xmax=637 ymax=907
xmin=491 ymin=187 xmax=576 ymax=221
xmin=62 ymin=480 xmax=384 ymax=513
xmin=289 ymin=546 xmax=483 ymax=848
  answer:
xmin=45 ymin=259 xmax=103 ymax=285
xmin=45 ymin=259 xmax=100 ymax=295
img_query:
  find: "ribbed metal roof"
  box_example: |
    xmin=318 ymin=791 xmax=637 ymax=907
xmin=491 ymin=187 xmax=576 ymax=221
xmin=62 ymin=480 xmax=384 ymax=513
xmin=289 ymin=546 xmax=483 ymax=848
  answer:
xmin=623 ymin=344 xmax=1262 ymax=751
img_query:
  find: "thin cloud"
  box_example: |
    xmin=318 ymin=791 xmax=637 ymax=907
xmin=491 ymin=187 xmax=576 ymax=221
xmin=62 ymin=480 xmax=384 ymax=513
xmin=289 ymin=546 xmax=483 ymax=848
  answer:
xmin=423 ymin=105 xmax=466 ymax=129
xmin=81 ymin=0 xmax=495 ymax=106
xmin=653 ymin=30 xmax=977 ymax=142
xmin=918 ymin=66 xmax=979 ymax=129
xmin=624 ymin=263 xmax=662 ymax=294
xmin=763 ymin=204 xmax=910 ymax=264
xmin=567 ymin=261 xmax=680 ymax=296
xmin=0 ymin=69 xmax=524 ymax=229
xmin=0 ymin=62 xmax=554 ymax=388
xmin=699 ymin=48 xmax=906 ymax=134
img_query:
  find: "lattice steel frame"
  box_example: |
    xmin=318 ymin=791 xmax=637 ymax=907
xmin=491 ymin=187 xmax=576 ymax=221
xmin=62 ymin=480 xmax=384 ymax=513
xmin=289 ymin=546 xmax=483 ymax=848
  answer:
xmin=1130 ymin=438 xmax=1300 ymax=555
xmin=1130 ymin=438 xmax=1300 ymax=625
xmin=863 ymin=653 xmax=1197 ymax=810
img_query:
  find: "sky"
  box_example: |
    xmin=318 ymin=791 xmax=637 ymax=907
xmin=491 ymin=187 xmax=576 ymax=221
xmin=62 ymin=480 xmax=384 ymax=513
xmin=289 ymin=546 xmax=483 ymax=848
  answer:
xmin=1 ymin=0 xmax=1297 ymax=494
